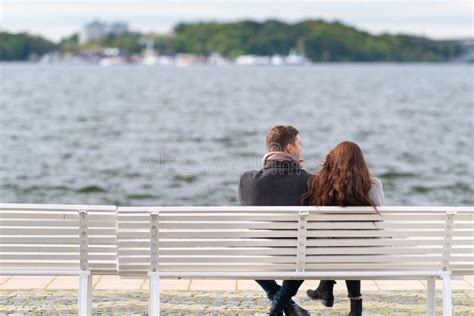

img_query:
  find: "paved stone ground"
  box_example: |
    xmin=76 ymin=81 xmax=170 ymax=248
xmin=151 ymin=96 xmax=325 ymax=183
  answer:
xmin=1 ymin=289 xmax=473 ymax=315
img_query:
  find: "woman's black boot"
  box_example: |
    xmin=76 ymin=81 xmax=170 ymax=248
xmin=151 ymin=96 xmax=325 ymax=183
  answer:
xmin=306 ymin=280 xmax=336 ymax=307
xmin=348 ymin=299 xmax=362 ymax=316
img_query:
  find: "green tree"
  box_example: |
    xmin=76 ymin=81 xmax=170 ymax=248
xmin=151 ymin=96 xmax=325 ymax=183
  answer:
xmin=0 ymin=32 xmax=57 ymax=60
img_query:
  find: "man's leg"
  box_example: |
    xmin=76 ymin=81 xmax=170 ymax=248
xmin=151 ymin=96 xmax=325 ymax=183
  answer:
xmin=255 ymin=280 xmax=281 ymax=301
xmin=270 ymin=280 xmax=303 ymax=312
xmin=255 ymin=280 xmax=296 ymax=305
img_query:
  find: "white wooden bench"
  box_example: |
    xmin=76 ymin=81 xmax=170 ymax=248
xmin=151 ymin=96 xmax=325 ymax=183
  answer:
xmin=116 ymin=206 xmax=473 ymax=316
xmin=1 ymin=204 xmax=472 ymax=315
xmin=0 ymin=203 xmax=117 ymax=315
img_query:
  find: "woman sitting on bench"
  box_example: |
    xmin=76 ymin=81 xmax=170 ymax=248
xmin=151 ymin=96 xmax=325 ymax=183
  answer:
xmin=301 ymin=141 xmax=384 ymax=316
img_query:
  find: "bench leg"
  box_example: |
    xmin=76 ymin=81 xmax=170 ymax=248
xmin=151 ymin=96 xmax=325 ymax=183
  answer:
xmin=441 ymin=273 xmax=452 ymax=316
xmin=426 ymin=277 xmax=436 ymax=316
xmin=148 ymin=271 xmax=160 ymax=316
xmin=78 ymin=271 xmax=92 ymax=316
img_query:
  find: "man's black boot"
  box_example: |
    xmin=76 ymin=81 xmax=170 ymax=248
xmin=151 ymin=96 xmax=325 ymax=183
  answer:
xmin=284 ymin=302 xmax=311 ymax=316
xmin=268 ymin=308 xmax=283 ymax=316
xmin=348 ymin=299 xmax=362 ymax=316
xmin=306 ymin=280 xmax=336 ymax=307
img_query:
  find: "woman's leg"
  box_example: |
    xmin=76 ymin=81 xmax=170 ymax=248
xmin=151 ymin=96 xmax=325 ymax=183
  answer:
xmin=346 ymin=280 xmax=362 ymax=316
xmin=345 ymin=280 xmax=361 ymax=299
xmin=306 ymin=280 xmax=336 ymax=307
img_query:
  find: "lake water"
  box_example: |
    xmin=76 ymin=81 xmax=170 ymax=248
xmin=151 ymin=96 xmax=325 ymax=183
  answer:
xmin=0 ymin=63 xmax=472 ymax=206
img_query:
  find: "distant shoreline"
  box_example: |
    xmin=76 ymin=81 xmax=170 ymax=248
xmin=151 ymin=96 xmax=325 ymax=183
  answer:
xmin=1 ymin=19 xmax=472 ymax=62
xmin=1 ymin=61 xmax=472 ymax=65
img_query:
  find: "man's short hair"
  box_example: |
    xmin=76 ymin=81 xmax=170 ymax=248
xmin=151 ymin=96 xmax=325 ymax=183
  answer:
xmin=265 ymin=125 xmax=299 ymax=152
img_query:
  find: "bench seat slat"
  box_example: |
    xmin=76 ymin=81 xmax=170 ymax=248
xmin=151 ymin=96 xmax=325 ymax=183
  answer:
xmin=118 ymin=263 xmax=443 ymax=272
xmin=0 ymin=254 xmax=116 ymax=260
xmin=307 ymin=238 xmax=471 ymax=246
xmin=0 ymin=204 xmax=116 ymax=211
xmin=452 ymin=239 xmax=474 ymax=246
xmin=118 ymin=239 xmax=297 ymax=247
xmin=117 ymin=230 xmax=452 ymax=239
xmin=381 ymin=214 xmax=473 ymax=221
xmin=369 ymin=229 xmax=473 ymax=237
xmin=450 ymin=256 xmax=474 ymax=262
xmin=120 ymin=256 xmax=297 ymax=264
xmin=118 ymin=264 xmax=296 ymax=272
xmin=0 ymin=236 xmax=116 ymax=244
xmin=118 ymin=255 xmax=446 ymax=264
xmin=0 ymin=220 xmax=115 ymax=227
xmin=118 ymin=214 xmax=384 ymax=222
xmin=0 ymin=245 xmax=117 ymax=253
xmin=379 ymin=222 xmax=474 ymax=229
xmin=452 ymin=247 xmax=474 ymax=254
xmin=117 ymin=246 xmax=447 ymax=256
xmin=118 ymin=222 xmax=380 ymax=230
xmin=450 ymin=265 xmax=474 ymax=273
xmin=116 ymin=238 xmax=471 ymax=248
xmin=118 ymin=230 xmax=396 ymax=239
xmin=118 ymin=248 xmax=297 ymax=256
xmin=162 ymin=222 xmax=299 ymax=229
xmin=0 ymin=262 xmax=116 ymax=269
xmin=118 ymin=206 xmax=474 ymax=213
xmin=0 ymin=212 xmax=114 ymax=221
xmin=1 ymin=228 xmax=116 ymax=235
xmin=305 ymin=264 xmax=444 ymax=270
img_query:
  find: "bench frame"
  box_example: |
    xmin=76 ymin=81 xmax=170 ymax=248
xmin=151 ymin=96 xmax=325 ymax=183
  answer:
xmin=148 ymin=271 xmax=452 ymax=316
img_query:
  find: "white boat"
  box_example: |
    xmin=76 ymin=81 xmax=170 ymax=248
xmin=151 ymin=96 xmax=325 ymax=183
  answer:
xmin=235 ymin=55 xmax=271 ymax=66
xmin=285 ymin=50 xmax=310 ymax=65
xmin=140 ymin=38 xmax=159 ymax=66
xmin=99 ymin=56 xmax=127 ymax=67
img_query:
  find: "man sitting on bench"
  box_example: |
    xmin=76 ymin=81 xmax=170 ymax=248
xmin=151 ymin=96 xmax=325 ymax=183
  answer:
xmin=239 ymin=125 xmax=311 ymax=316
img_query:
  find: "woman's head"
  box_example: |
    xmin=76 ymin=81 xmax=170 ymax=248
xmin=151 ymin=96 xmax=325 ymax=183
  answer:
xmin=303 ymin=141 xmax=375 ymax=207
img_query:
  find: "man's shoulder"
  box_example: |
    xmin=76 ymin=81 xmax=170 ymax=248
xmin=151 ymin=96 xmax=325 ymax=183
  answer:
xmin=240 ymin=169 xmax=260 ymax=178
xmin=238 ymin=169 xmax=261 ymax=187
xmin=239 ymin=168 xmax=311 ymax=182
xmin=239 ymin=169 xmax=259 ymax=179
xmin=238 ymin=168 xmax=311 ymax=206
xmin=298 ymin=168 xmax=311 ymax=177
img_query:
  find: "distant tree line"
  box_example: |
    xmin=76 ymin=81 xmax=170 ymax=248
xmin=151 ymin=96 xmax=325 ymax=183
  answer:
xmin=167 ymin=20 xmax=464 ymax=61
xmin=0 ymin=19 xmax=466 ymax=61
xmin=0 ymin=32 xmax=58 ymax=61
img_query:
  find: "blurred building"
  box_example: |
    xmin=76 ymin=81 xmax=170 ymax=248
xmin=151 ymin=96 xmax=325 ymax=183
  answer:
xmin=109 ymin=22 xmax=128 ymax=35
xmin=81 ymin=20 xmax=107 ymax=42
xmin=81 ymin=20 xmax=129 ymax=42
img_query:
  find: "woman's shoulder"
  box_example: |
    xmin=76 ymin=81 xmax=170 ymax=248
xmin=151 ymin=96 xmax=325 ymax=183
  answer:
xmin=369 ymin=177 xmax=385 ymax=206
xmin=371 ymin=177 xmax=383 ymax=188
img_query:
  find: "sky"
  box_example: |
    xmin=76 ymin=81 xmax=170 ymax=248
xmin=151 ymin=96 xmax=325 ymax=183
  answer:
xmin=0 ymin=0 xmax=472 ymax=41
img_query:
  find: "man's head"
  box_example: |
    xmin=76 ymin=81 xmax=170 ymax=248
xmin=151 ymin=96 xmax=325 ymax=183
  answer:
xmin=265 ymin=125 xmax=302 ymax=159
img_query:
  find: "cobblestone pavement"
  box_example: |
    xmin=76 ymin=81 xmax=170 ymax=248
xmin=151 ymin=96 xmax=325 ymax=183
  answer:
xmin=1 ymin=289 xmax=473 ymax=315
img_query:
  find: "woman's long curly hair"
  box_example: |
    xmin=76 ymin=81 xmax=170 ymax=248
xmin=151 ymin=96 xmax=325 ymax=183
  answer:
xmin=302 ymin=141 xmax=375 ymax=207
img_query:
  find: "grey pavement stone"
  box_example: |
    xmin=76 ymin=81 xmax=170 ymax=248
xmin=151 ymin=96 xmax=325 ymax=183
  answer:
xmin=0 ymin=289 xmax=473 ymax=315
